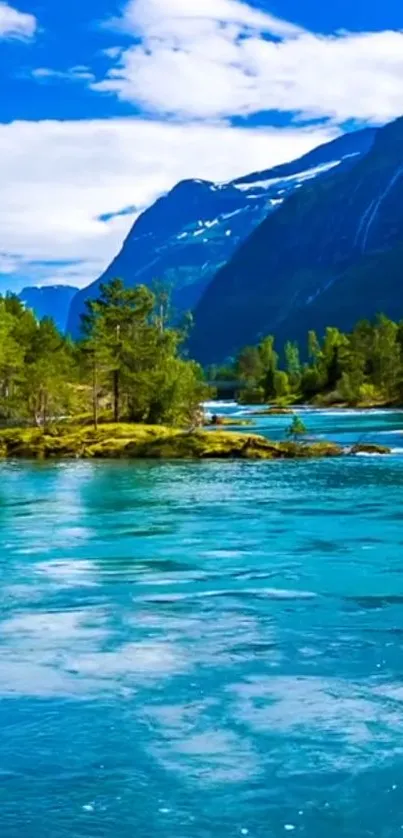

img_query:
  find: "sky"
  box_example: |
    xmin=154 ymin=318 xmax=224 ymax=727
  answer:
xmin=0 ymin=0 xmax=402 ymax=293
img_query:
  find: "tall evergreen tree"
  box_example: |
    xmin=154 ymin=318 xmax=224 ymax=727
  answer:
xmin=372 ymin=315 xmax=400 ymax=400
xmin=81 ymin=279 xmax=208 ymax=426
xmin=284 ymin=341 xmax=301 ymax=391
xmin=23 ymin=318 xmax=74 ymax=426
xmin=259 ymin=335 xmax=278 ymax=400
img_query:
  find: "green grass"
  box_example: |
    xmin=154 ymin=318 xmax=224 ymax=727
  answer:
xmin=0 ymin=423 xmax=349 ymax=461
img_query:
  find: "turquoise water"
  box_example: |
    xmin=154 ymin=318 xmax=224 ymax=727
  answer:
xmin=2 ymin=408 xmax=403 ymax=837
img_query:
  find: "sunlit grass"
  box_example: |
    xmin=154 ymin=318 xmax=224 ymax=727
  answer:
xmin=0 ymin=423 xmax=350 ymax=460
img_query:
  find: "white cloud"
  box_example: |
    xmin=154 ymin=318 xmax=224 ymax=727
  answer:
xmin=0 ymin=1 xmax=36 ymax=39
xmin=0 ymin=118 xmax=335 ymax=290
xmin=102 ymin=46 xmax=123 ymax=59
xmin=110 ymin=0 xmax=303 ymax=40
xmin=0 ymin=253 xmax=21 ymax=274
xmin=32 ymin=66 xmax=95 ymax=83
xmin=94 ymin=0 xmax=403 ymax=124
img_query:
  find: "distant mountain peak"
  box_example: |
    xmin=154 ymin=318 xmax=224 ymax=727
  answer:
xmin=19 ymin=285 xmax=79 ymax=332
xmin=188 ymin=117 xmax=403 ymax=364
xmin=67 ymin=126 xmax=376 ymax=337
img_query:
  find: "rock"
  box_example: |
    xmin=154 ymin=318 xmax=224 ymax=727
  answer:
xmin=251 ymin=407 xmax=295 ymax=416
xmin=349 ymin=443 xmax=391 ymax=455
xmin=205 ymin=415 xmax=254 ymax=427
xmin=280 ymin=441 xmax=344 ymax=459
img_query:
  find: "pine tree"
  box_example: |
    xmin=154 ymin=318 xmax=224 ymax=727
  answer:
xmin=284 ymin=341 xmax=301 ymax=391
xmin=308 ymin=330 xmax=321 ymax=363
xmin=81 ymin=279 xmax=208 ymax=426
xmin=259 ymin=335 xmax=278 ymax=401
xmin=372 ymin=315 xmax=400 ymax=400
xmin=22 ymin=318 xmax=74 ymax=426
xmin=0 ymin=300 xmax=24 ymax=420
xmin=286 ymin=415 xmax=308 ymax=442
xmin=236 ymin=346 xmax=263 ymax=386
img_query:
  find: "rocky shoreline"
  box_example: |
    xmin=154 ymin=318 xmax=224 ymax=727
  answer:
xmin=0 ymin=425 xmax=392 ymax=460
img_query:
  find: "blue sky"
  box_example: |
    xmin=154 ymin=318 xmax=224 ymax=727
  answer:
xmin=0 ymin=0 xmax=402 ymax=292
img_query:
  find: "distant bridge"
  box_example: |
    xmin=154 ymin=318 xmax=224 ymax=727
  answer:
xmin=206 ymin=380 xmax=247 ymax=397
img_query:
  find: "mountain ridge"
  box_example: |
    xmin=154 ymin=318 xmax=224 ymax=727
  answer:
xmin=188 ymin=116 xmax=403 ymax=363
xmin=66 ymin=126 xmax=376 ymax=336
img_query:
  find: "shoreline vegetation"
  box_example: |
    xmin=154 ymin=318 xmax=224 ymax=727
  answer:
xmin=0 ymin=277 xmax=400 ymax=463
xmin=0 ymin=279 xmax=210 ymax=432
xmin=208 ymin=315 xmax=403 ymax=409
xmin=0 ymin=425 xmax=391 ymax=460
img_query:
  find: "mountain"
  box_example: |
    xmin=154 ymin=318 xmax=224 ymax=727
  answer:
xmin=19 ymin=286 xmax=78 ymax=332
xmin=189 ymin=117 xmax=403 ymax=364
xmin=66 ymin=128 xmax=375 ymax=336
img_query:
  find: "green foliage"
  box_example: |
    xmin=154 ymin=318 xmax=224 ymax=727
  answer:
xmin=81 ymin=278 xmax=208 ymax=426
xmin=357 ymin=382 xmax=384 ymax=406
xmin=235 ymin=346 xmax=263 ymax=385
xmin=2 ymin=276 xmax=403 ymax=431
xmin=308 ymin=330 xmax=321 ymax=363
xmin=0 ymin=298 xmax=75 ymax=425
xmin=227 ymin=312 xmax=403 ymax=408
xmin=238 ymin=386 xmax=265 ymax=405
xmin=207 ymin=364 xmax=238 ymax=383
xmin=235 ymin=334 xmax=280 ymax=403
xmin=0 ymin=280 xmax=209 ymax=429
xmin=273 ymin=370 xmax=290 ymax=400
xmin=259 ymin=335 xmax=278 ymax=400
xmin=23 ymin=318 xmax=77 ymax=425
xmin=286 ymin=415 xmax=308 ymax=441
xmin=321 ymin=327 xmax=349 ymax=390
xmin=284 ymin=341 xmax=301 ymax=390
xmin=300 ymin=364 xmax=323 ymax=399
xmin=0 ymin=423 xmax=345 ymax=461
xmin=371 ymin=314 xmax=400 ymax=399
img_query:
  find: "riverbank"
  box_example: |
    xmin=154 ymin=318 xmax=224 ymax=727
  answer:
xmin=0 ymin=424 xmax=392 ymax=460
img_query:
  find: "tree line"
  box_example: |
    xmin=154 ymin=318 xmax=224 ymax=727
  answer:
xmin=0 ymin=279 xmax=208 ymax=427
xmin=208 ymin=315 xmax=403 ymax=406
xmin=1 ymin=278 xmax=401 ymax=427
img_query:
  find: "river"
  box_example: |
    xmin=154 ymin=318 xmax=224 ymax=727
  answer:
xmin=1 ymin=407 xmax=403 ymax=837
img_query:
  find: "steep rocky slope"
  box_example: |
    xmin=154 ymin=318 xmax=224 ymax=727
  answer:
xmin=189 ymin=118 xmax=403 ymax=363
xmin=19 ymin=285 xmax=78 ymax=331
xmin=66 ymin=129 xmax=375 ymax=336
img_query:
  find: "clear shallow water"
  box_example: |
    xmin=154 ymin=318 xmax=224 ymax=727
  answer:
xmin=2 ymin=410 xmax=403 ymax=837
xmin=209 ymin=402 xmax=403 ymax=453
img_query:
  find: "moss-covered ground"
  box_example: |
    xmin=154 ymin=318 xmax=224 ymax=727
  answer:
xmin=0 ymin=424 xmax=350 ymax=460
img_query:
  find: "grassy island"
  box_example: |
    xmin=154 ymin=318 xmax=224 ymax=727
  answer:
xmin=0 ymin=424 xmax=390 ymax=460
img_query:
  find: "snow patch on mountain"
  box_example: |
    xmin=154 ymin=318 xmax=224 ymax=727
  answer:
xmin=233 ymin=159 xmax=342 ymax=192
xmin=67 ymin=127 xmax=377 ymax=337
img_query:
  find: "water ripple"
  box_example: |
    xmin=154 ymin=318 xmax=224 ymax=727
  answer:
xmin=2 ymin=412 xmax=403 ymax=836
